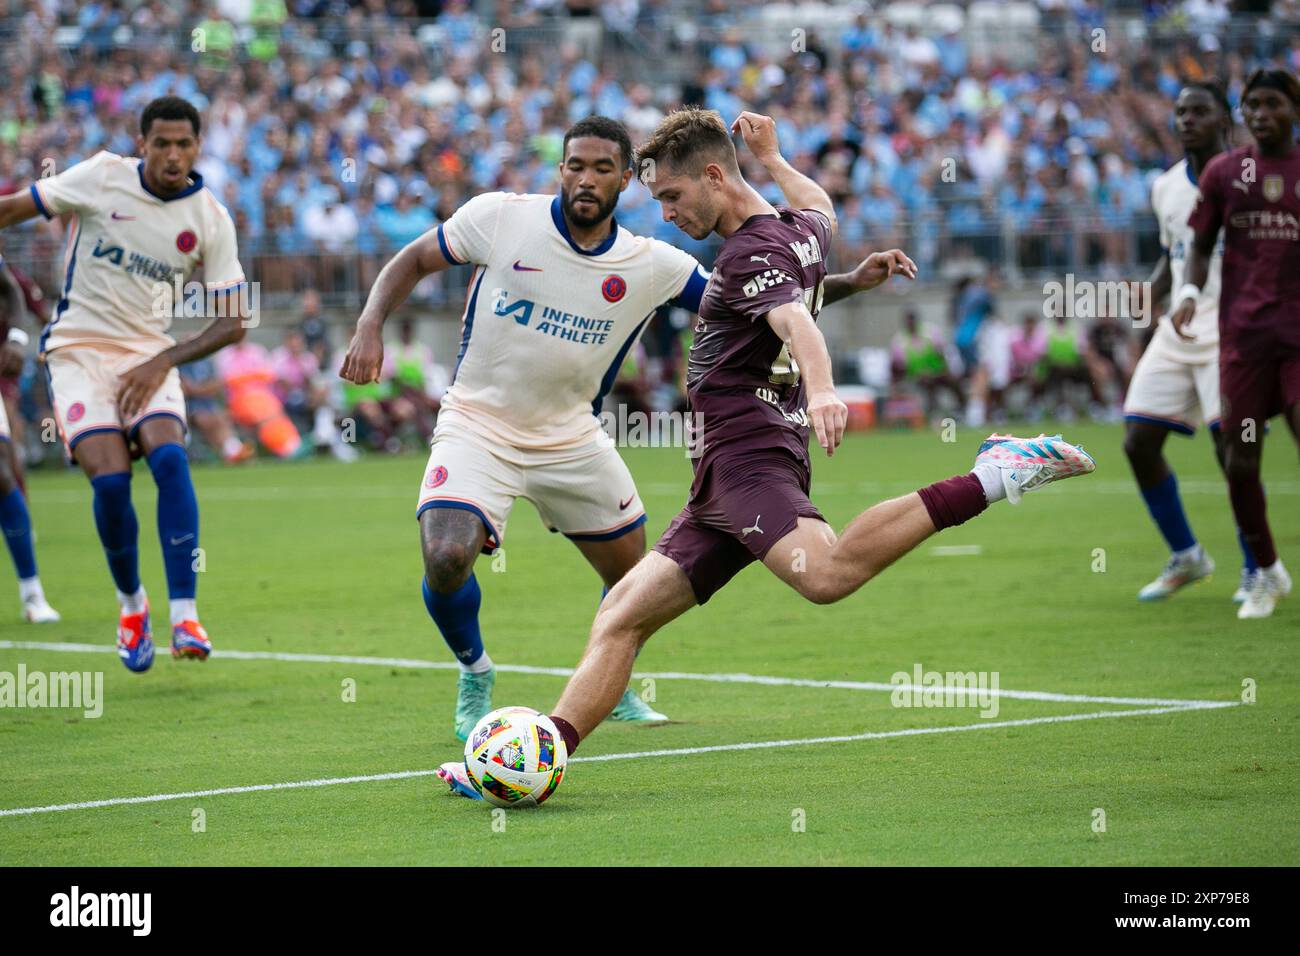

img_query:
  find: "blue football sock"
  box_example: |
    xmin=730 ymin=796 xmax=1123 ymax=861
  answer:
xmin=90 ymin=472 xmax=140 ymax=594
xmin=423 ymin=574 xmax=484 ymax=666
xmin=1237 ymin=527 xmax=1260 ymax=572
xmin=0 ymin=487 xmax=38 ymax=579
xmin=1139 ymin=472 xmax=1196 ymax=554
xmin=148 ymin=443 xmax=199 ymax=600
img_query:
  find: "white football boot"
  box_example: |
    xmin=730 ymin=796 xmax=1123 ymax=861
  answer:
xmin=1237 ymin=561 xmax=1292 ymax=620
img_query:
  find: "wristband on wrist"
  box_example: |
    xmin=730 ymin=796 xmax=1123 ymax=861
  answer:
xmin=6 ymin=327 xmax=29 ymax=347
xmin=1174 ymin=282 xmax=1201 ymax=307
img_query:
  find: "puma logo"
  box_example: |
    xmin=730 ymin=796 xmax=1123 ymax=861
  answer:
xmin=741 ymin=515 xmax=762 ymax=538
xmin=749 ymin=254 xmax=772 ymax=265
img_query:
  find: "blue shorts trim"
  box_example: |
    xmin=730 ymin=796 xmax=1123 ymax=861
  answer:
xmin=68 ymin=426 xmax=125 ymax=450
xmin=562 ymin=513 xmax=647 ymax=543
xmin=1124 ymin=413 xmax=1195 ymax=437
xmin=416 ymin=499 xmax=500 ymax=554
xmin=127 ymin=411 xmax=187 ymax=439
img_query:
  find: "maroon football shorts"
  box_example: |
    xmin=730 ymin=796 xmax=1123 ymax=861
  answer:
xmin=653 ymin=449 xmax=825 ymax=604
xmin=1219 ymin=348 xmax=1300 ymax=436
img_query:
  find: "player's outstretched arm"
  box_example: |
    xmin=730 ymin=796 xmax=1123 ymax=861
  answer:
xmin=731 ymin=111 xmax=838 ymax=237
xmin=118 ymin=314 xmax=246 ymax=418
xmin=1170 ymin=228 xmax=1216 ymax=341
xmin=822 ymin=249 xmax=918 ymax=306
xmin=766 ymin=301 xmax=847 ymax=457
xmin=0 ymin=190 xmax=40 ymax=231
xmin=341 ymin=228 xmax=455 ymax=384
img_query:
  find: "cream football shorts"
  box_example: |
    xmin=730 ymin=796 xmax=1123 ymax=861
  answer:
xmin=1123 ymin=331 xmax=1220 ymax=435
xmin=415 ymin=417 xmax=646 ymax=553
xmin=45 ymin=345 xmax=187 ymax=451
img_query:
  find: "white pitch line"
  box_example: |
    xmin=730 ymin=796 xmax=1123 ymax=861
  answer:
xmin=930 ymin=545 xmax=984 ymax=556
xmin=0 ymin=641 xmax=1232 ymax=709
xmin=0 ymin=703 xmax=1236 ymax=818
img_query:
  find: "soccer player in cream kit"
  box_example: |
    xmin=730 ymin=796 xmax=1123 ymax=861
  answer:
xmin=0 ymin=96 xmax=249 ymax=668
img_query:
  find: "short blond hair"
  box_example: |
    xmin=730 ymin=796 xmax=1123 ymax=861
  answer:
xmin=634 ymin=106 xmax=740 ymax=178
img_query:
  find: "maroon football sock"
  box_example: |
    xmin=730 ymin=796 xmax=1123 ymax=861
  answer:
xmin=550 ymin=715 xmax=580 ymax=755
xmin=917 ymin=473 xmax=989 ymax=531
xmin=1228 ymin=473 xmax=1277 ymax=567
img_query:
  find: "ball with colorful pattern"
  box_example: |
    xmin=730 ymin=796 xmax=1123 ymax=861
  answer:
xmin=463 ymin=706 xmax=568 ymax=808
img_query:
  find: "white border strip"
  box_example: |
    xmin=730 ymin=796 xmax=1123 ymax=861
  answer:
xmin=0 ymin=703 xmax=1236 ymax=818
xmin=0 ymin=641 xmax=1232 ymax=709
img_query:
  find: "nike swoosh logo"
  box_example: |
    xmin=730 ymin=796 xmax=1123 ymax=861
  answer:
xmin=111 ymin=211 xmax=136 ymax=221
xmin=513 ymin=260 xmax=543 ymax=272
xmin=169 ymin=533 xmax=195 ymax=546
xmin=619 ymin=495 xmax=635 ymax=510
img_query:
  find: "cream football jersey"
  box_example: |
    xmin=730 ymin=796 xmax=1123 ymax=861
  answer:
xmin=1152 ymin=158 xmax=1223 ymax=359
xmin=31 ymin=150 xmax=245 ymax=357
xmin=435 ymin=192 xmax=708 ymax=449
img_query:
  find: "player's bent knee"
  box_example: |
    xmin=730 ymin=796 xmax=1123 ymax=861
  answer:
xmin=422 ymin=539 xmax=477 ymax=592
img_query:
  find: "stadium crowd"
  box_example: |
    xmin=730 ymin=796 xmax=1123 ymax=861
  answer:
xmin=1 ymin=0 xmax=1298 ymax=460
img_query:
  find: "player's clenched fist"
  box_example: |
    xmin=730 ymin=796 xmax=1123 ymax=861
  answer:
xmin=807 ymin=389 xmax=848 ymax=457
xmin=730 ymin=111 xmax=780 ymax=161
xmin=340 ymin=320 xmax=384 ymax=384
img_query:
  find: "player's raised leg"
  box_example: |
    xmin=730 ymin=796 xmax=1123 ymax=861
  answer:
xmin=74 ymin=431 xmax=153 ymax=672
xmin=136 ymin=415 xmax=209 ymax=659
xmin=1123 ymin=420 xmax=1216 ymax=600
xmin=419 ymin=507 xmax=494 ymax=740
xmin=764 ymin=434 xmax=1096 ymax=604
xmin=0 ymin=429 xmax=58 ymax=622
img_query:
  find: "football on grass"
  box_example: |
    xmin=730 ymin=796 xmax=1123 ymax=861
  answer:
xmin=463 ymin=706 xmax=568 ymax=808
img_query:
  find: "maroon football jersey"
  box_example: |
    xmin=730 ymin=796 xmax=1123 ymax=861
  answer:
xmin=687 ymin=206 xmax=833 ymax=485
xmin=1188 ymin=144 xmax=1300 ymax=362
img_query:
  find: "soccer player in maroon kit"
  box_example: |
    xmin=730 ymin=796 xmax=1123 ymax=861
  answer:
xmin=1173 ymin=68 xmax=1300 ymax=619
xmin=439 ymin=108 xmax=1096 ymax=792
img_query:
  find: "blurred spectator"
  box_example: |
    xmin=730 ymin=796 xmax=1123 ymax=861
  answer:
xmin=178 ymin=358 xmax=256 ymax=464
xmin=387 ymin=318 xmax=443 ymax=443
xmin=270 ymin=324 xmax=357 ymax=460
xmin=217 ymin=338 xmax=306 ymax=459
xmin=1041 ymin=313 xmax=1105 ymax=419
xmin=889 ymin=309 xmax=963 ymax=417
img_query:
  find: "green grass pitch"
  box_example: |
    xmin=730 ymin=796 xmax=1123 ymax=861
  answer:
xmin=1 ymin=420 xmax=1296 ymax=865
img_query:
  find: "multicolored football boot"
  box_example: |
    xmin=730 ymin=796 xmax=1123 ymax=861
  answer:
xmin=436 ymin=760 xmax=483 ymax=800
xmin=171 ymin=620 xmax=212 ymax=660
xmin=974 ymin=433 xmax=1096 ymax=504
xmin=1138 ymin=547 xmax=1216 ymax=601
xmin=454 ymin=667 xmax=495 ymax=742
xmin=117 ymin=603 xmax=154 ymax=673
